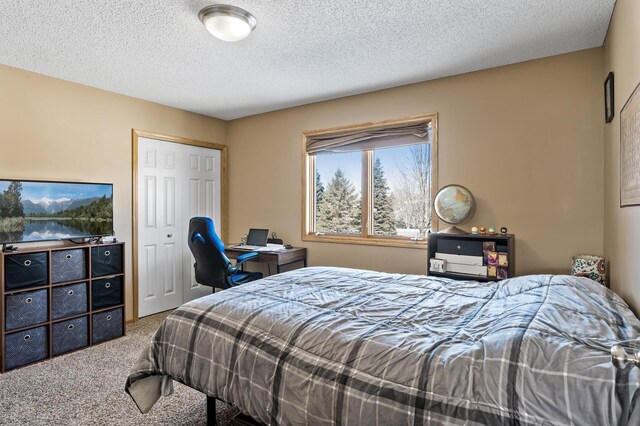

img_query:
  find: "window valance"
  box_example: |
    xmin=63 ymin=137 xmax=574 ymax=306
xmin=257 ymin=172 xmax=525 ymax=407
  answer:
xmin=305 ymin=121 xmax=432 ymax=155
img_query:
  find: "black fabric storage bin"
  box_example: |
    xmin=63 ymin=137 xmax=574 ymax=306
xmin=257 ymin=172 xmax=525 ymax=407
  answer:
xmin=52 ymin=316 xmax=89 ymax=356
xmin=91 ymin=276 xmax=122 ymax=310
xmin=437 ymin=239 xmax=484 ymax=256
xmin=5 ymin=325 xmax=48 ymax=370
xmin=51 ymin=249 xmax=86 ymax=283
xmin=5 ymin=252 xmax=48 ymax=291
xmin=51 ymin=282 xmax=88 ymax=320
xmin=91 ymin=245 xmax=122 ymax=277
xmin=5 ymin=288 xmax=48 ymax=331
xmin=92 ymin=308 xmax=123 ymax=344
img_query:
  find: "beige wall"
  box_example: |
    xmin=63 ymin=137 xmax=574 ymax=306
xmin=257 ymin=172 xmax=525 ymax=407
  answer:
xmin=0 ymin=64 xmax=227 ymax=321
xmin=603 ymin=0 xmax=640 ymax=314
xmin=227 ymin=49 xmax=604 ymax=277
xmin=0 ymin=47 xmax=610 ymax=321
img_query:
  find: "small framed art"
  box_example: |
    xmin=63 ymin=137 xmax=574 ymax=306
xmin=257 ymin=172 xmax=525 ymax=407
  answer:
xmin=605 ymin=72 xmax=614 ymax=124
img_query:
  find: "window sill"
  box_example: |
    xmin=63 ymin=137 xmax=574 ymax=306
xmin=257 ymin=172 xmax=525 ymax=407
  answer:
xmin=302 ymin=233 xmax=427 ymax=249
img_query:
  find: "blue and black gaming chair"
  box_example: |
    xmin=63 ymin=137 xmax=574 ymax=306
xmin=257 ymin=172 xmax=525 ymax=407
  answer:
xmin=188 ymin=217 xmax=263 ymax=290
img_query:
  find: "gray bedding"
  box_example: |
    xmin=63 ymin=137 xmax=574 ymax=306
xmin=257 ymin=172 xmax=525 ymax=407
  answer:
xmin=126 ymin=267 xmax=640 ymax=425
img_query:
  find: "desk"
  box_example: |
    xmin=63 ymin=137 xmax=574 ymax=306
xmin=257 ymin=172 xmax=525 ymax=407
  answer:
xmin=225 ymin=246 xmax=307 ymax=274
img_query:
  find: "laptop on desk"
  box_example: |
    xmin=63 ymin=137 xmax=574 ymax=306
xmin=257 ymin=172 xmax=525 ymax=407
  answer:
xmin=232 ymin=228 xmax=269 ymax=250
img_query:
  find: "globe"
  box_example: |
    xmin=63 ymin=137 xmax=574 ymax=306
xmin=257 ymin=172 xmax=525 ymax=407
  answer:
xmin=434 ymin=185 xmax=475 ymax=225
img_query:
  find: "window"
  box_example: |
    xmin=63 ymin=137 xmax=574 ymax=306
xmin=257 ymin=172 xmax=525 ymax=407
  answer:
xmin=302 ymin=114 xmax=437 ymax=248
xmin=315 ymin=151 xmax=362 ymax=235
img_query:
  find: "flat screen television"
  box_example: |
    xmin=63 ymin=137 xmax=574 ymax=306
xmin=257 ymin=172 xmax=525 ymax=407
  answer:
xmin=0 ymin=179 xmax=113 ymax=244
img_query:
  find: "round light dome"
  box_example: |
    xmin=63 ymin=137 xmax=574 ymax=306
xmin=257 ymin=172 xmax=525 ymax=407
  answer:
xmin=199 ymin=5 xmax=257 ymax=42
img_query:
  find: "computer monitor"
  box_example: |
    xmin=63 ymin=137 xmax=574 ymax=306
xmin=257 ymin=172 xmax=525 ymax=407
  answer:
xmin=246 ymin=228 xmax=269 ymax=246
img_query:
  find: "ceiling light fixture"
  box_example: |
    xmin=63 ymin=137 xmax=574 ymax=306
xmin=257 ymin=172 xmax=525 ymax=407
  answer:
xmin=199 ymin=4 xmax=257 ymax=42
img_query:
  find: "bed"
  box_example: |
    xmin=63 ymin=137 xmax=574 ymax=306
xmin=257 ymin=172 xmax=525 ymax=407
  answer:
xmin=126 ymin=267 xmax=640 ymax=425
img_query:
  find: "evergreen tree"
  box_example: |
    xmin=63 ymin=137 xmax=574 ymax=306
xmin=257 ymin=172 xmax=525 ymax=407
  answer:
xmin=316 ymin=169 xmax=360 ymax=233
xmin=315 ymin=170 xmax=324 ymax=206
xmin=0 ymin=181 xmax=24 ymax=218
xmin=372 ymin=157 xmax=396 ymax=234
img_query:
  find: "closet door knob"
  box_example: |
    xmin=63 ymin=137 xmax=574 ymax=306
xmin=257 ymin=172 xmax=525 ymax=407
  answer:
xmin=167 ymin=234 xmax=173 ymax=238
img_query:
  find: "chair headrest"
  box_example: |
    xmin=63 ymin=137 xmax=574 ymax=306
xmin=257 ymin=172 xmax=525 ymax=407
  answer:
xmin=188 ymin=217 xmax=225 ymax=253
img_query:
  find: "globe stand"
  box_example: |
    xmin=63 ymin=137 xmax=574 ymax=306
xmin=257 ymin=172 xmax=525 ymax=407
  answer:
xmin=438 ymin=225 xmax=468 ymax=235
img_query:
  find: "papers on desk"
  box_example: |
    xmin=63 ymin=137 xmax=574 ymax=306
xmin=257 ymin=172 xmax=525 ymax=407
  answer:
xmin=229 ymin=243 xmax=287 ymax=252
xmin=229 ymin=243 xmax=287 ymax=251
xmin=253 ymin=244 xmax=287 ymax=252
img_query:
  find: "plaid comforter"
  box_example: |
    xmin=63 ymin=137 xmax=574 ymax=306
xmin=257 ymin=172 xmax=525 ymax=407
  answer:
xmin=126 ymin=267 xmax=640 ymax=425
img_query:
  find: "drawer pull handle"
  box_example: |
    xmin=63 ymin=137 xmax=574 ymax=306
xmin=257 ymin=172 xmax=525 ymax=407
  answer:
xmin=25 ymin=297 xmax=33 ymax=304
xmin=68 ymin=290 xmax=74 ymax=296
xmin=106 ymin=315 xmax=112 ymax=321
xmin=66 ymin=254 xmax=72 ymax=260
xmin=24 ymin=260 xmax=32 ymax=267
xmin=105 ymin=282 xmax=111 ymax=289
xmin=104 ymin=250 xmax=111 ymax=257
xmin=24 ymin=335 xmax=31 ymax=341
xmin=68 ymin=324 xmax=74 ymax=330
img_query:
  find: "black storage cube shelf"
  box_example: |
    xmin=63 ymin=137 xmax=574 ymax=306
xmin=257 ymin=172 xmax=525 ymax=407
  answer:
xmin=1 ymin=243 xmax=125 ymax=372
xmin=5 ymin=252 xmax=48 ymax=291
xmin=51 ymin=282 xmax=88 ymax=320
xmin=91 ymin=276 xmax=122 ymax=310
xmin=92 ymin=307 xmax=123 ymax=344
xmin=5 ymin=326 xmax=48 ymax=370
xmin=91 ymin=245 xmax=123 ymax=277
xmin=5 ymin=288 xmax=48 ymax=331
xmin=51 ymin=248 xmax=86 ymax=283
xmin=52 ymin=316 xmax=89 ymax=356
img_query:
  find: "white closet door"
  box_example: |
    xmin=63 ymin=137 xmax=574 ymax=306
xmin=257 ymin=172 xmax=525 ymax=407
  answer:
xmin=137 ymin=138 xmax=184 ymax=317
xmin=182 ymin=145 xmax=221 ymax=302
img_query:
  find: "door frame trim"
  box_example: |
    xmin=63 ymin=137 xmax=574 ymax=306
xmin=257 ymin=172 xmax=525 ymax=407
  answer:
xmin=132 ymin=129 xmax=228 ymax=322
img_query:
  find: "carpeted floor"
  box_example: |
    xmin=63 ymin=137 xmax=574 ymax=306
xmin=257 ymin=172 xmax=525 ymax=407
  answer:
xmin=0 ymin=311 xmax=239 ymax=425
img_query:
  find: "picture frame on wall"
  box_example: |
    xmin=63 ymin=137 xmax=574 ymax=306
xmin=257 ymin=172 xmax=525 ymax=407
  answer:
xmin=620 ymin=81 xmax=640 ymax=207
xmin=605 ymin=72 xmax=614 ymax=123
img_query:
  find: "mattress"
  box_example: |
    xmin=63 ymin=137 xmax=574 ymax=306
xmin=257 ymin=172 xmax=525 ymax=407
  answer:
xmin=126 ymin=267 xmax=640 ymax=425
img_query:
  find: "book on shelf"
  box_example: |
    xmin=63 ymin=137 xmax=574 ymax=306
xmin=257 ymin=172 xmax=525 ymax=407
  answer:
xmin=446 ymin=263 xmax=488 ymax=277
xmin=435 ymin=253 xmax=483 ymax=266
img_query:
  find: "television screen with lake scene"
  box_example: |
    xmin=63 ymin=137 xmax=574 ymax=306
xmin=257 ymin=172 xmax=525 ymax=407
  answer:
xmin=0 ymin=180 xmax=113 ymax=244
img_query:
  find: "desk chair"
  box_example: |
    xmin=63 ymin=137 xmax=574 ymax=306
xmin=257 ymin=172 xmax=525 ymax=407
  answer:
xmin=188 ymin=217 xmax=263 ymax=290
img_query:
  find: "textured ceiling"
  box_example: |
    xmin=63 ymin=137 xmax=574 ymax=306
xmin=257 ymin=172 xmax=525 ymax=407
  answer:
xmin=0 ymin=0 xmax=615 ymax=120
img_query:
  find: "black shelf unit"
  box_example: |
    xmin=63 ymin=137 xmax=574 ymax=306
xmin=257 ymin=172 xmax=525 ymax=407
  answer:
xmin=0 ymin=242 xmax=125 ymax=372
xmin=427 ymin=233 xmax=515 ymax=281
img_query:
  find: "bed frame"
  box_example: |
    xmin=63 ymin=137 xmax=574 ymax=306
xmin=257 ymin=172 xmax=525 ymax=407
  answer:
xmin=207 ymin=396 xmax=216 ymax=425
xmin=207 ymin=395 xmax=261 ymax=426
